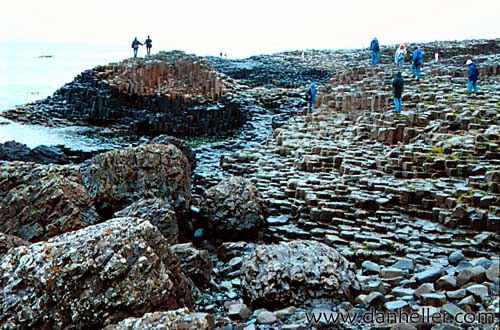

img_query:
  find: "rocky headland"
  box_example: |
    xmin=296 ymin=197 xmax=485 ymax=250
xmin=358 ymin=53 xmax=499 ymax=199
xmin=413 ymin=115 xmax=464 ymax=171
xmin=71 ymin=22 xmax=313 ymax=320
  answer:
xmin=0 ymin=38 xmax=499 ymax=329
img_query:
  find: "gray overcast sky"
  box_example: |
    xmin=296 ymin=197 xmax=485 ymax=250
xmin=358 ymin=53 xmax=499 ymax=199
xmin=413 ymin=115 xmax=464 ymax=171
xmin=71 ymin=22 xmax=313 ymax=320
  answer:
xmin=1 ymin=0 xmax=499 ymax=57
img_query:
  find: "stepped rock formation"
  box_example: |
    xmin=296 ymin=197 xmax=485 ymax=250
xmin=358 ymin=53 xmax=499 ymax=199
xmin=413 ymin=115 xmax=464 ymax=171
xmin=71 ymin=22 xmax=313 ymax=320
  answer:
xmin=0 ymin=217 xmax=193 ymax=329
xmin=81 ymin=144 xmax=191 ymax=216
xmin=2 ymin=51 xmax=243 ymax=136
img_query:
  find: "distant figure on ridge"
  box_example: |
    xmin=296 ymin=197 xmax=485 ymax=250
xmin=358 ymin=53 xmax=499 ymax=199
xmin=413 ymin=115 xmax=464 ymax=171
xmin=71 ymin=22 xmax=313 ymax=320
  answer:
xmin=131 ymin=37 xmax=143 ymax=58
xmin=466 ymin=59 xmax=479 ymax=94
xmin=306 ymin=83 xmax=317 ymax=113
xmin=144 ymin=35 xmax=153 ymax=56
xmin=394 ymin=44 xmax=407 ymax=70
xmin=392 ymin=72 xmax=404 ymax=113
xmin=411 ymin=46 xmax=424 ymax=82
xmin=370 ymin=37 xmax=380 ymax=65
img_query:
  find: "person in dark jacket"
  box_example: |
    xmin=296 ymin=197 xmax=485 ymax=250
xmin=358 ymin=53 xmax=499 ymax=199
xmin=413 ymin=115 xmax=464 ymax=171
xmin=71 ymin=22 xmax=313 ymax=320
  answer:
xmin=466 ymin=59 xmax=479 ymax=93
xmin=306 ymin=83 xmax=317 ymax=113
xmin=131 ymin=37 xmax=143 ymax=58
xmin=392 ymin=72 xmax=404 ymax=113
xmin=144 ymin=35 xmax=152 ymax=56
xmin=370 ymin=38 xmax=380 ymax=65
xmin=411 ymin=47 xmax=424 ymax=81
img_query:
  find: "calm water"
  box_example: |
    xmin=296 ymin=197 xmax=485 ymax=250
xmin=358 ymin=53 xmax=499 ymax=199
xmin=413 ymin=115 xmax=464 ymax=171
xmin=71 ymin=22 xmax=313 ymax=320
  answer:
xmin=0 ymin=42 xmax=133 ymax=150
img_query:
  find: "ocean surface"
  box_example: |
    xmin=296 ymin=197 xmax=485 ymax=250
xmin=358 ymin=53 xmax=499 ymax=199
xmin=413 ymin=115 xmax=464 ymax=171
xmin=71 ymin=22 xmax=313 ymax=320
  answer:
xmin=0 ymin=42 xmax=133 ymax=150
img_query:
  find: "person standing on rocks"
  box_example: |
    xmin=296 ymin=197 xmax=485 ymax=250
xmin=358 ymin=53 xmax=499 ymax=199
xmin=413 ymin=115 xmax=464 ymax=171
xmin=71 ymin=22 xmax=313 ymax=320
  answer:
xmin=144 ymin=35 xmax=153 ymax=56
xmin=131 ymin=37 xmax=143 ymax=58
xmin=411 ymin=46 xmax=424 ymax=82
xmin=370 ymin=38 xmax=380 ymax=65
xmin=466 ymin=59 xmax=479 ymax=94
xmin=392 ymin=72 xmax=404 ymax=113
xmin=394 ymin=44 xmax=407 ymax=70
xmin=306 ymin=83 xmax=317 ymax=113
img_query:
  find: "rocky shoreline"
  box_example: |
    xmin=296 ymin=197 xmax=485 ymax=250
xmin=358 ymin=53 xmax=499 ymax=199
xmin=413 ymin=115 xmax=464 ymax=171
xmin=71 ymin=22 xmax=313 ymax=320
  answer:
xmin=0 ymin=38 xmax=499 ymax=329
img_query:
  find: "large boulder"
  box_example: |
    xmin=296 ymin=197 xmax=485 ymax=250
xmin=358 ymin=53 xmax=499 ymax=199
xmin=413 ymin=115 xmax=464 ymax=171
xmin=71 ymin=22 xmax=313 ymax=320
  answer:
xmin=81 ymin=144 xmax=191 ymax=216
xmin=201 ymin=176 xmax=266 ymax=239
xmin=172 ymin=243 xmax=213 ymax=289
xmin=241 ymin=241 xmax=358 ymax=308
xmin=0 ymin=217 xmax=193 ymax=329
xmin=0 ymin=162 xmax=100 ymax=242
xmin=149 ymin=135 xmax=197 ymax=170
xmin=114 ymin=198 xmax=178 ymax=244
xmin=103 ymin=308 xmax=213 ymax=330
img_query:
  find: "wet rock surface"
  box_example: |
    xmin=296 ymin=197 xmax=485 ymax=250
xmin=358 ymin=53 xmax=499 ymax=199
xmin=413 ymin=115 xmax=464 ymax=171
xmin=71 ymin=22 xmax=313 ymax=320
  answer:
xmin=0 ymin=140 xmax=103 ymax=164
xmin=0 ymin=217 xmax=193 ymax=329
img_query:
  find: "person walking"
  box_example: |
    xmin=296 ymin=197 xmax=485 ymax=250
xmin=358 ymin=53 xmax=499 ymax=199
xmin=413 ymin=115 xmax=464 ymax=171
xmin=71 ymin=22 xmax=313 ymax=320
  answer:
xmin=370 ymin=38 xmax=380 ymax=65
xmin=466 ymin=59 xmax=479 ymax=94
xmin=394 ymin=44 xmax=407 ymax=70
xmin=411 ymin=46 xmax=424 ymax=82
xmin=144 ymin=35 xmax=152 ymax=56
xmin=306 ymin=83 xmax=317 ymax=113
xmin=392 ymin=72 xmax=404 ymax=113
xmin=131 ymin=37 xmax=143 ymax=58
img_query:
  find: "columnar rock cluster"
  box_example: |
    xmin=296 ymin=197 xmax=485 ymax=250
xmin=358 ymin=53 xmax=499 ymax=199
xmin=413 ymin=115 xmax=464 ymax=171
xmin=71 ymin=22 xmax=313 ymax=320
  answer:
xmin=2 ymin=51 xmax=243 ymax=136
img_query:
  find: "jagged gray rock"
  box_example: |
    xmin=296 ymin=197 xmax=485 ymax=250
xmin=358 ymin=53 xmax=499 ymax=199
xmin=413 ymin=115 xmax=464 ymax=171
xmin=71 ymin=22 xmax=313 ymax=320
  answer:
xmin=0 ymin=217 xmax=193 ymax=329
xmin=114 ymin=198 xmax=178 ymax=244
xmin=102 ymin=308 xmax=213 ymax=330
xmin=240 ymin=240 xmax=357 ymax=308
xmin=172 ymin=243 xmax=213 ymax=289
xmin=81 ymin=144 xmax=191 ymax=215
xmin=0 ymin=162 xmax=99 ymax=242
xmin=201 ymin=176 xmax=266 ymax=239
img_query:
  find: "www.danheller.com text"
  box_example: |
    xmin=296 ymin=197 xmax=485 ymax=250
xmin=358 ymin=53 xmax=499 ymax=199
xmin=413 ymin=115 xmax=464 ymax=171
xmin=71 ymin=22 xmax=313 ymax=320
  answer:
xmin=306 ymin=308 xmax=496 ymax=325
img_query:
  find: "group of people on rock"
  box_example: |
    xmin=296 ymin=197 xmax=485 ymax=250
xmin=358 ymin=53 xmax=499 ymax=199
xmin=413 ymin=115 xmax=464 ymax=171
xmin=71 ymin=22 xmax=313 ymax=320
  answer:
xmin=369 ymin=37 xmax=480 ymax=114
xmin=131 ymin=36 xmax=153 ymax=58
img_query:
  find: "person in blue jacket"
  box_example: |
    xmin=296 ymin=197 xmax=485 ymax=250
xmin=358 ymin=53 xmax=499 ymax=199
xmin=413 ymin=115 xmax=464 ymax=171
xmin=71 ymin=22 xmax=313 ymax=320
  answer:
xmin=144 ymin=35 xmax=153 ymax=56
xmin=392 ymin=72 xmax=404 ymax=113
xmin=370 ymin=38 xmax=380 ymax=65
xmin=131 ymin=37 xmax=143 ymax=58
xmin=306 ymin=83 xmax=317 ymax=113
xmin=411 ymin=47 xmax=424 ymax=82
xmin=466 ymin=59 xmax=479 ymax=94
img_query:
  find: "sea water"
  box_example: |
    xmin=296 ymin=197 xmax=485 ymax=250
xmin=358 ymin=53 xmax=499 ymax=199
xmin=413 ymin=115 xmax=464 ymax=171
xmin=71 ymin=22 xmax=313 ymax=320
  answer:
xmin=0 ymin=42 xmax=133 ymax=150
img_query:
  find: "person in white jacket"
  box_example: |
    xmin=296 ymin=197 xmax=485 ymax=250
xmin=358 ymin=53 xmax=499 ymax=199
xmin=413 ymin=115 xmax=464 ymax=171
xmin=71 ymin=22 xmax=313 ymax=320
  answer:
xmin=394 ymin=44 xmax=407 ymax=70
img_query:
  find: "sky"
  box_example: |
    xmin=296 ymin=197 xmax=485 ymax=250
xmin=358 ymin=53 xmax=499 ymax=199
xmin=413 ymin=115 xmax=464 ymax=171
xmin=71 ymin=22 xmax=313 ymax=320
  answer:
xmin=1 ymin=0 xmax=499 ymax=58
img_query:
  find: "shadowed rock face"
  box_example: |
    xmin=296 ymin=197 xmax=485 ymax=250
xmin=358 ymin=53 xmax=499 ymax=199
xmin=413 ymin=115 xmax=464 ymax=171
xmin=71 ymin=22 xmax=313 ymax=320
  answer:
xmin=0 ymin=233 xmax=29 ymax=257
xmin=114 ymin=198 xmax=178 ymax=244
xmin=0 ymin=162 xmax=100 ymax=242
xmin=0 ymin=217 xmax=194 ymax=329
xmin=81 ymin=144 xmax=191 ymax=217
xmin=240 ymin=241 xmax=358 ymax=308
